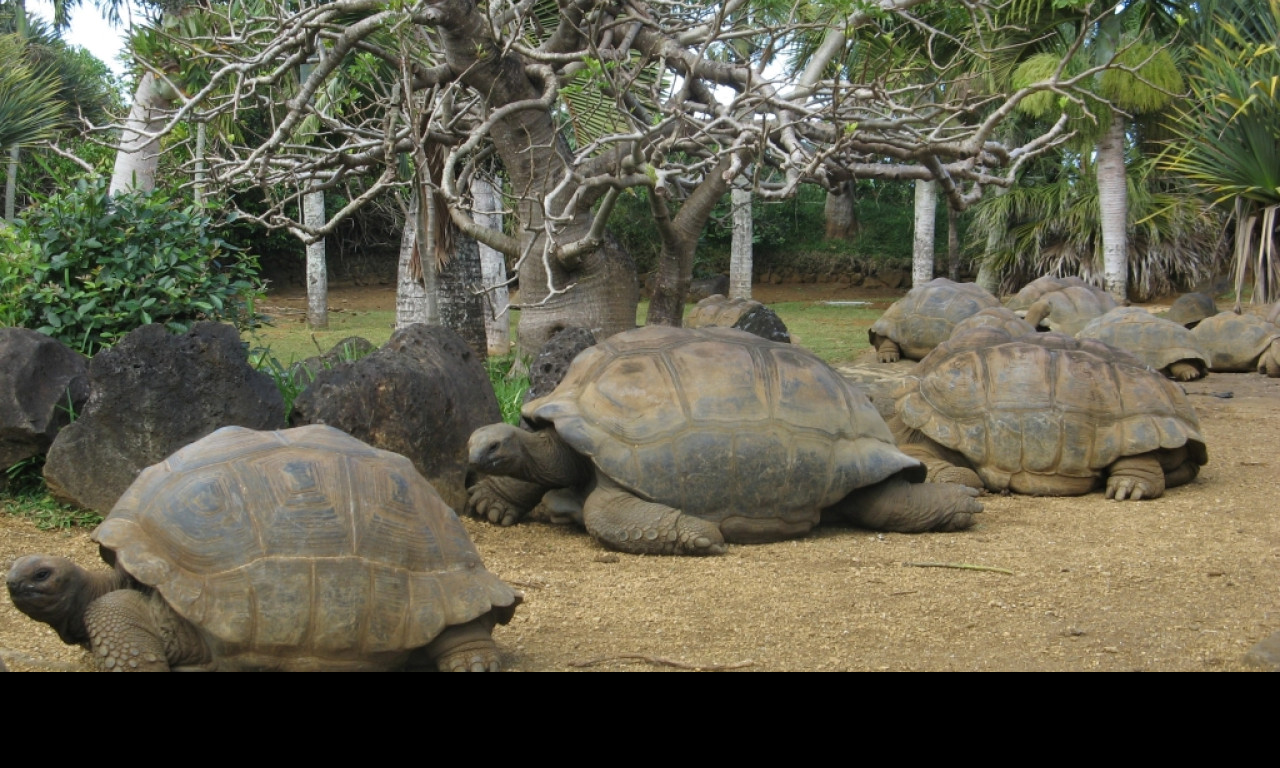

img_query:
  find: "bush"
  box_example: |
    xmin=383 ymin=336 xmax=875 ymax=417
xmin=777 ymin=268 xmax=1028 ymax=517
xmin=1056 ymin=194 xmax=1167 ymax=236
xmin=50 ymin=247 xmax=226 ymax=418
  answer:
xmin=0 ymin=178 xmax=264 ymax=355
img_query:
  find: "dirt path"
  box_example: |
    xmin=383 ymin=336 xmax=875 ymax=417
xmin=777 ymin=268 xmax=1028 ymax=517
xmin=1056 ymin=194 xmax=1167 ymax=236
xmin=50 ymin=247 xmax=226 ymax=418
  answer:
xmin=4 ymin=283 xmax=1278 ymax=671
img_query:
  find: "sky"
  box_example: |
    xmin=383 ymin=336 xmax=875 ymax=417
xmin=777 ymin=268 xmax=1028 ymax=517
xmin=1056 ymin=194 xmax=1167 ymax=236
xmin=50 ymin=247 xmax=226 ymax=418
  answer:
xmin=28 ymin=0 xmax=137 ymax=78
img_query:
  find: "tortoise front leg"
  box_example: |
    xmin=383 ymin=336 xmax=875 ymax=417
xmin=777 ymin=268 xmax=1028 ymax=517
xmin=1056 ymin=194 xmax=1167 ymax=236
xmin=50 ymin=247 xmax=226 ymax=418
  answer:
xmin=1166 ymin=361 xmax=1204 ymax=381
xmin=466 ymin=475 xmax=549 ymax=526
xmin=83 ymin=591 xmax=173 ymax=672
xmin=876 ymin=338 xmax=902 ymax=363
xmin=582 ymin=478 xmax=726 ymax=556
xmin=1106 ymin=453 xmax=1166 ymax=500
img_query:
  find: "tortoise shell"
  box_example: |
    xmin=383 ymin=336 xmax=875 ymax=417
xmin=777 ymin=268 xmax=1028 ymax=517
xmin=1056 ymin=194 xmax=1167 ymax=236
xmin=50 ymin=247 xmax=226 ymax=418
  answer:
xmin=523 ymin=326 xmax=921 ymax=526
xmin=948 ymin=306 xmax=1036 ymax=341
xmin=1004 ymin=275 xmax=1096 ymax=313
xmin=868 ymin=278 xmax=1000 ymax=359
xmin=1191 ymin=311 xmax=1280 ymax=371
xmin=1160 ymin=292 xmax=1218 ymax=328
xmin=1077 ymin=307 xmax=1209 ymax=378
xmin=1024 ymin=285 xmax=1118 ymax=335
xmin=895 ymin=329 xmax=1207 ymax=491
xmin=94 ymin=424 xmax=518 ymax=669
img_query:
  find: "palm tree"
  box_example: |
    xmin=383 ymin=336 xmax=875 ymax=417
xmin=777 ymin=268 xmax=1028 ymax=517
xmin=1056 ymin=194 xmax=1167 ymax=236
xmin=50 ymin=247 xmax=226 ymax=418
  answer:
xmin=0 ymin=33 xmax=62 ymax=154
xmin=1011 ymin=2 xmax=1187 ymax=301
xmin=1159 ymin=0 xmax=1280 ymax=306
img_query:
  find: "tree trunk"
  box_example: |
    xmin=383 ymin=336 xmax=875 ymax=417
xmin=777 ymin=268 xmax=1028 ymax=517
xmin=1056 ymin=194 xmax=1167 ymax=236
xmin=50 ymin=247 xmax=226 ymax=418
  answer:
xmin=913 ymin=178 xmax=938 ymax=288
xmin=975 ymin=186 xmax=1008 ymax=295
xmin=730 ymin=187 xmax=753 ymax=299
xmin=947 ymin=204 xmax=960 ymax=282
xmin=1097 ymin=113 xmax=1129 ymax=302
xmin=427 ymin=2 xmax=636 ymax=356
xmin=648 ymin=157 xmax=737 ymax=326
xmin=303 ymin=189 xmax=328 ymax=329
xmin=439 ymin=232 xmax=489 ymax=360
xmin=474 ymin=175 xmax=511 ymax=356
xmin=396 ymin=189 xmax=437 ymax=328
xmin=824 ymin=180 xmax=859 ymax=240
xmin=5 ymin=146 xmax=17 ymax=222
xmin=109 ymin=71 xmax=178 ymax=195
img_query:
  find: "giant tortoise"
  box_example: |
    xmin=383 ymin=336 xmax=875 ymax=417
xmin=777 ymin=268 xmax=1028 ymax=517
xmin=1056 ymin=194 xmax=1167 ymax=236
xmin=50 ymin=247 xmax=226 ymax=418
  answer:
xmin=889 ymin=328 xmax=1207 ymax=500
xmin=466 ymin=326 xmax=981 ymax=556
xmin=7 ymin=424 xmax=520 ymax=671
xmin=1191 ymin=311 xmax=1280 ymax=376
xmin=868 ymin=278 xmax=1000 ymax=362
xmin=1076 ymin=307 xmax=1210 ymax=381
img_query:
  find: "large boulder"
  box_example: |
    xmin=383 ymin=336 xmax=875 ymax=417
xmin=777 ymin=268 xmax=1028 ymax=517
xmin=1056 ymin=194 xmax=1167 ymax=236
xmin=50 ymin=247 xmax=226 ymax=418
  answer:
xmin=43 ymin=323 xmax=286 ymax=513
xmin=523 ymin=327 xmax=597 ymax=404
xmin=0 ymin=329 xmax=90 ymax=482
xmin=290 ymin=323 xmax=501 ymax=510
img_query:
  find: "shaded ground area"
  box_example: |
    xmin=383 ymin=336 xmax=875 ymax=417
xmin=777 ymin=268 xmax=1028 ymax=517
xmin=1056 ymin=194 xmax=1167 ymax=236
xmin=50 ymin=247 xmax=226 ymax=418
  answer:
xmin=3 ymin=282 xmax=1277 ymax=671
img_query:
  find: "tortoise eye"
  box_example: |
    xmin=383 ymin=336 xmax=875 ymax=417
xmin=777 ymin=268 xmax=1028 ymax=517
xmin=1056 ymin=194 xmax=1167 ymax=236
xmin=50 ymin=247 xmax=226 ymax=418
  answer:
xmin=33 ymin=569 xmax=51 ymax=581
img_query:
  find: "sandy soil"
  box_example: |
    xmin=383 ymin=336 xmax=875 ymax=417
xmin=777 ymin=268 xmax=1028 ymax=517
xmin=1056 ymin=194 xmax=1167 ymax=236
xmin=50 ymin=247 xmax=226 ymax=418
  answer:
xmin=4 ymin=282 xmax=1278 ymax=672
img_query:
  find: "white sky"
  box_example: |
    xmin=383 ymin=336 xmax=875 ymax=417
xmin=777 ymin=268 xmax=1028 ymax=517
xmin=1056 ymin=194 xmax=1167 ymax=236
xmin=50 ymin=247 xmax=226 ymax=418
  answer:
xmin=28 ymin=0 xmax=139 ymax=78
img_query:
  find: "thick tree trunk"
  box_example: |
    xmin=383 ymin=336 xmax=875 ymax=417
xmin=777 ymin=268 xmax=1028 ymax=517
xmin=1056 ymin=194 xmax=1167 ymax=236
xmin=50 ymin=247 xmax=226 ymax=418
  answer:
xmin=1097 ymin=113 xmax=1129 ymax=302
xmin=649 ymin=157 xmax=736 ymax=326
xmin=913 ymin=179 xmax=938 ymax=288
xmin=730 ymin=187 xmax=753 ymax=299
xmin=824 ymin=180 xmax=859 ymax=240
xmin=303 ymin=189 xmax=328 ymax=329
xmin=439 ymin=233 xmax=488 ymax=360
xmin=473 ymin=175 xmax=511 ymax=356
xmin=396 ymin=190 xmax=436 ymax=328
xmin=428 ymin=1 xmax=636 ymax=356
xmin=109 ymin=71 xmax=178 ymax=195
xmin=975 ymin=187 xmax=1007 ymax=295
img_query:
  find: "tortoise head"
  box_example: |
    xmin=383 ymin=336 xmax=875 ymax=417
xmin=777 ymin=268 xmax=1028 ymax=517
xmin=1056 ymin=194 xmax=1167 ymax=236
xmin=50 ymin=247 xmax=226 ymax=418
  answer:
xmin=468 ymin=423 xmax=532 ymax=477
xmin=6 ymin=555 xmax=93 ymax=642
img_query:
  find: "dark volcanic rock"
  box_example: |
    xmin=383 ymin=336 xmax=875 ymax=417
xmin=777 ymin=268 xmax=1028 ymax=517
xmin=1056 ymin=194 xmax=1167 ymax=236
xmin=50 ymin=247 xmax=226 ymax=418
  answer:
xmin=0 ymin=329 xmax=90 ymax=482
xmin=43 ymin=323 xmax=286 ymax=513
xmin=524 ymin=327 xmax=598 ymax=403
xmin=290 ymin=323 xmax=501 ymax=510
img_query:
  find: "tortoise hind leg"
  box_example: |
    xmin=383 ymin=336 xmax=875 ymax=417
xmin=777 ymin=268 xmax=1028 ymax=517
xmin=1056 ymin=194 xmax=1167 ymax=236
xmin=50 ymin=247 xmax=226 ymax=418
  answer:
xmin=832 ymin=475 xmax=982 ymax=533
xmin=582 ymin=477 xmax=726 ymax=555
xmin=423 ymin=619 xmax=502 ymax=672
xmin=1106 ymin=453 xmax=1166 ymax=500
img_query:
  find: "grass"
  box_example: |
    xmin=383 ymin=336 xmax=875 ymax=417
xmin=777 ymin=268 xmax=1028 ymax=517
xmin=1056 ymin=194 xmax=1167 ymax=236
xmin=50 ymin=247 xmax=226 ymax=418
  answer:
xmin=3 ymin=459 xmax=104 ymax=531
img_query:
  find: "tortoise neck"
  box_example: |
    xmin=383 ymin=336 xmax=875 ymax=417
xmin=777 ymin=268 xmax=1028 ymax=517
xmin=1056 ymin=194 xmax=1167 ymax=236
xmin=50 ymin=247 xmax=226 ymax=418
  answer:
xmin=59 ymin=566 xmax=131 ymax=645
xmin=522 ymin=429 xmax=591 ymax=488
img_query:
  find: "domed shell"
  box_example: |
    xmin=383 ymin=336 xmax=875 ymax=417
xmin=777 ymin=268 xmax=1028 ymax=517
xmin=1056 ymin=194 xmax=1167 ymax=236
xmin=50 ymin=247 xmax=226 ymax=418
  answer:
xmin=1024 ymin=285 xmax=1118 ymax=335
xmin=1160 ymin=292 xmax=1218 ymax=328
xmin=948 ymin=306 xmax=1036 ymax=341
xmin=869 ymin=278 xmax=1000 ymax=359
xmin=1077 ymin=307 xmax=1209 ymax=378
xmin=1004 ymin=275 xmax=1096 ymax=313
xmin=896 ymin=331 xmax=1206 ymax=490
xmin=94 ymin=424 xmax=518 ymax=665
xmin=1191 ymin=311 xmax=1280 ymax=371
xmin=524 ymin=326 xmax=921 ymax=521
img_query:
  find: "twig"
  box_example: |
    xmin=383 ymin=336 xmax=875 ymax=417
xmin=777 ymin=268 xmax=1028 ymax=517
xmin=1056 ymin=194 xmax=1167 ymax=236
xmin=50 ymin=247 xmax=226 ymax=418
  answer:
xmin=568 ymin=654 xmax=755 ymax=671
xmin=902 ymin=561 xmax=1013 ymax=575
xmin=505 ymin=579 xmax=546 ymax=590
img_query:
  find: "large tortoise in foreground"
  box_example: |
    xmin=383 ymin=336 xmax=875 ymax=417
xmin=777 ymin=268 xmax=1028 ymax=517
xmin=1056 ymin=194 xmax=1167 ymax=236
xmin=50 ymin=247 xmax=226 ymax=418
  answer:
xmin=890 ymin=328 xmax=1207 ymax=499
xmin=467 ymin=326 xmax=981 ymax=555
xmin=868 ymin=278 xmax=1000 ymax=362
xmin=7 ymin=425 xmax=520 ymax=671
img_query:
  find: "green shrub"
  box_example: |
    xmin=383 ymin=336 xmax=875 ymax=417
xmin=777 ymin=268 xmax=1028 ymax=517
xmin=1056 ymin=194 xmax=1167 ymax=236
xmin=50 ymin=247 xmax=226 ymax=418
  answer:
xmin=0 ymin=178 xmax=264 ymax=355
